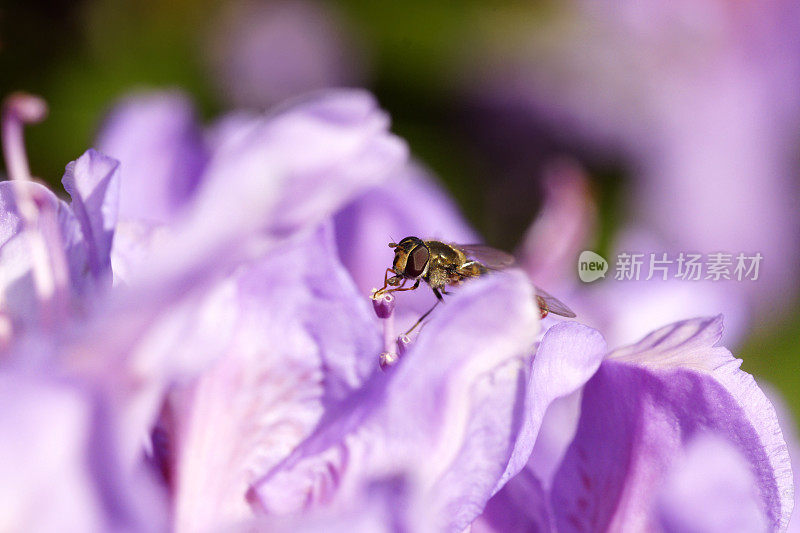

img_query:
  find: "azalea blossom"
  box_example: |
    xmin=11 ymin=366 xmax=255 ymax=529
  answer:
xmin=0 ymin=88 xmax=795 ymax=533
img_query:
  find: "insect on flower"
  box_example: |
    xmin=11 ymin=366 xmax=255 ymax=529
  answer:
xmin=375 ymin=236 xmax=576 ymax=334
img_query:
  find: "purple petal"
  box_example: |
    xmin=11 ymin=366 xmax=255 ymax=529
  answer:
xmin=765 ymin=387 xmax=800 ymax=532
xmin=198 ymin=89 xmax=406 ymax=237
xmin=245 ymin=475 xmax=429 ymax=533
xmin=551 ymin=316 xmax=793 ymax=531
xmin=139 ymin=90 xmax=407 ymax=288
xmin=0 ymin=372 xmax=166 ymax=531
xmin=499 ymin=322 xmax=606 ymax=488
xmin=472 ymin=468 xmax=553 ymax=533
xmin=473 ymin=324 xmax=606 ymax=532
xmin=607 ymin=314 xmax=737 ymax=371
xmin=61 ymin=149 xmax=120 ymax=279
xmin=95 ymin=91 xmax=208 ymax=223
xmin=656 ymin=434 xmax=768 ymax=533
xmin=251 ymin=271 xmax=541 ymax=531
xmin=527 ymin=391 xmax=583 ymax=490
xmin=169 ymin=224 xmax=378 ymax=530
xmin=517 ymin=159 xmax=595 ymax=289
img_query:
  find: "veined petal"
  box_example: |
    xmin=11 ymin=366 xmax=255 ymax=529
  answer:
xmin=551 ymin=316 xmax=793 ymax=531
xmin=170 ymin=224 xmax=379 ymax=531
xmin=473 ymin=324 xmax=605 ymax=532
xmin=499 ymin=322 xmax=606 ymax=487
xmin=472 ymin=469 xmax=553 ymax=533
xmin=607 ymin=314 xmax=731 ymax=371
xmin=61 ymin=149 xmax=120 ymax=280
xmin=765 ymin=388 xmax=800 ymax=533
xmin=244 ymin=476 xmax=431 ymax=533
xmin=252 ymin=271 xmax=540 ymax=531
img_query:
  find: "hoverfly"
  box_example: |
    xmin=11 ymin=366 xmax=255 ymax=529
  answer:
xmin=375 ymin=236 xmax=575 ymax=334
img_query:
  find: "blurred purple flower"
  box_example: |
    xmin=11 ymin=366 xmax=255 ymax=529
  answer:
xmin=205 ymin=0 xmax=367 ymax=108
xmin=467 ymin=0 xmax=800 ymax=318
xmin=0 ymin=93 xmax=120 ymax=342
xmin=95 ymin=92 xmax=207 ymax=224
xmin=504 ymin=159 xmax=751 ymax=348
xmin=0 ymin=93 xmax=163 ymax=530
xmin=92 ymin=89 xmax=603 ymax=530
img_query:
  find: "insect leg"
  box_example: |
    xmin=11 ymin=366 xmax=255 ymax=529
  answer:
xmin=385 ymin=278 xmax=420 ymax=294
xmin=432 ymin=287 xmax=444 ymax=301
xmin=403 ymin=299 xmax=441 ymax=336
xmin=376 ymin=268 xmax=396 ymax=295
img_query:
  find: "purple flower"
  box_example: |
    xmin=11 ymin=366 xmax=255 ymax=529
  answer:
xmin=204 ymin=0 xmax=367 ymax=108
xmin=0 ymin=87 xmax=794 ymax=533
xmin=0 ymin=89 xmax=406 ymax=529
xmin=475 ymin=316 xmax=793 ymax=531
xmin=466 ymin=0 xmax=800 ymax=318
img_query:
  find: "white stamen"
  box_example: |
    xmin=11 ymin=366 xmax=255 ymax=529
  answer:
xmin=1 ymin=93 xmax=67 ymax=324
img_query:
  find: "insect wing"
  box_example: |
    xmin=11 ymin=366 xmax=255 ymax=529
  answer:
xmin=455 ymin=244 xmax=516 ymax=270
xmin=534 ymin=286 xmax=577 ymax=318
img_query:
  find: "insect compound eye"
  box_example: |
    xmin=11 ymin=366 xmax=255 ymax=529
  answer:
xmin=404 ymin=245 xmax=429 ymax=278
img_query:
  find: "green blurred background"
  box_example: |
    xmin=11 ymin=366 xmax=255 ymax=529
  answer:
xmin=1 ymin=0 xmax=798 ymax=422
